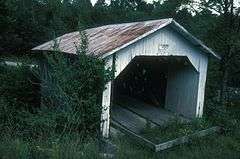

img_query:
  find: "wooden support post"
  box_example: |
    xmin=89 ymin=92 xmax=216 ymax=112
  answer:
xmin=196 ymin=57 xmax=208 ymax=117
xmin=101 ymin=81 xmax=112 ymax=138
xmin=101 ymin=56 xmax=114 ymax=138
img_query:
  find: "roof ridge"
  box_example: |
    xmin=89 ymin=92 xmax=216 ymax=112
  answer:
xmin=41 ymin=18 xmax=173 ymax=42
xmin=100 ymin=18 xmax=173 ymax=58
xmin=32 ymin=18 xmax=219 ymax=60
xmin=86 ymin=18 xmax=173 ymax=31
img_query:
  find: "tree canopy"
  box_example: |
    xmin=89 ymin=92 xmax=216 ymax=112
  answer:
xmin=0 ymin=0 xmax=240 ymax=104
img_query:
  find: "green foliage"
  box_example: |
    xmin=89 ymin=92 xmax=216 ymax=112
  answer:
xmin=0 ymin=30 xmax=112 ymax=139
xmin=152 ymin=0 xmax=190 ymax=18
xmin=0 ymin=63 xmax=40 ymax=109
xmin=0 ymin=0 xmax=94 ymax=53
xmin=30 ymin=30 xmax=113 ymax=138
xmin=112 ymin=133 xmax=240 ymax=159
xmin=0 ymin=134 xmax=102 ymax=159
xmin=0 ymin=130 xmax=240 ymax=159
xmin=139 ymin=118 xmax=212 ymax=143
xmin=0 ymin=62 xmax=40 ymax=135
xmin=0 ymin=0 xmax=240 ymax=158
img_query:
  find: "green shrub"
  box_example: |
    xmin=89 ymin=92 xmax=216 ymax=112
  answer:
xmin=0 ymin=30 xmax=112 ymax=139
xmin=32 ymin=30 xmax=112 ymax=138
xmin=0 ymin=62 xmax=40 ymax=135
xmin=0 ymin=63 xmax=40 ymax=110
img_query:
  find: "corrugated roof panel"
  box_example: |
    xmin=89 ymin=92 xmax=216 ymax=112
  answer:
xmin=32 ymin=18 xmax=220 ymax=59
xmin=32 ymin=19 xmax=172 ymax=57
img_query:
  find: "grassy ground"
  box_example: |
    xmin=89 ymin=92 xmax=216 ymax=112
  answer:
xmin=0 ymin=103 xmax=239 ymax=159
xmin=0 ymin=126 xmax=239 ymax=159
xmin=139 ymin=118 xmax=212 ymax=143
xmin=0 ymin=133 xmax=102 ymax=159
xmin=111 ymin=106 xmax=240 ymax=159
xmin=113 ymin=132 xmax=240 ymax=159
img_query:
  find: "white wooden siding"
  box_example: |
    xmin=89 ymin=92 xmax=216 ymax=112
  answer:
xmin=113 ymin=27 xmax=208 ymax=117
xmin=114 ymin=27 xmax=207 ymax=77
xmin=101 ymin=25 xmax=209 ymax=137
xmin=196 ymin=55 xmax=208 ymax=117
xmin=165 ymin=63 xmax=199 ymax=118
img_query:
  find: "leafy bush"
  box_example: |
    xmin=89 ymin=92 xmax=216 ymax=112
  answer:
xmin=0 ymin=61 xmax=40 ymax=135
xmin=0 ymin=30 xmax=112 ymax=139
xmin=0 ymin=62 xmax=40 ymax=110
xmin=29 ymin=30 xmax=112 ymax=138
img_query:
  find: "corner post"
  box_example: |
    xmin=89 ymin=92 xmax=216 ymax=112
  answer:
xmin=196 ymin=57 xmax=208 ymax=117
xmin=100 ymin=56 xmax=114 ymax=138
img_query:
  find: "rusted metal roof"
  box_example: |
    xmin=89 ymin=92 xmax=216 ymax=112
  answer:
xmin=32 ymin=18 xmax=220 ymax=59
xmin=32 ymin=19 xmax=172 ymax=57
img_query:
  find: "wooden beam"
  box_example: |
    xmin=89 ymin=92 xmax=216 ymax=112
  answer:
xmin=111 ymin=121 xmax=222 ymax=152
xmin=155 ymin=126 xmax=222 ymax=152
xmin=101 ymin=56 xmax=114 ymax=138
xmin=111 ymin=120 xmax=156 ymax=151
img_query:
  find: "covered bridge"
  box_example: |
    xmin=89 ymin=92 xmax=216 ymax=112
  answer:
xmin=33 ymin=18 xmax=220 ymax=138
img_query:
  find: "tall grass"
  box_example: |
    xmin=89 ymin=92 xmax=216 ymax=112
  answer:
xmin=0 ymin=133 xmax=102 ymax=159
xmin=0 ymin=30 xmax=111 ymax=158
xmin=139 ymin=117 xmax=212 ymax=143
xmin=112 ymin=132 xmax=240 ymax=159
xmin=0 ymin=30 xmax=239 ymax=158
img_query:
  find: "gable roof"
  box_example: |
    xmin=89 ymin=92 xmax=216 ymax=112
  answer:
xmin=32 ymin=18 xmax=220 ymax=59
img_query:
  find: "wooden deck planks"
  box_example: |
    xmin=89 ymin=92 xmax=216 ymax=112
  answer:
xmin=111 ymin=120 xmax=156 ymax=150
xmin=154 ymin=126 xmax=222 ymax=151
xmin=111 ymin=120 xmax=221 ymax=152
xmin=111 ymin=99 xmax=221 ymax=152
xmin=115 ymin=96 xmax=190 ymax=126
xmin=111 ymin=105 xmax=147 ymax=133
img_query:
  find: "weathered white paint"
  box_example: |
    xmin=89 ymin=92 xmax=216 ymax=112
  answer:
xmin=165 ymin=62 xmax=199 ymax=118
xmin=114 ymin=27 xmax=207 ymax=78
xmin=101 ymin=56 xmax=113 ymax=138
xmin=1 ymin=61 xmax=37 ymax=68
xmin=113 ymin=27 xmax=208 ymax=117
xmin=196 ymin=56 xmax=208 ymax=117
xmin=101 ymin=20 xmax=220 ymax=60
xmin=101 ymin=26 xmax=209 ymax=137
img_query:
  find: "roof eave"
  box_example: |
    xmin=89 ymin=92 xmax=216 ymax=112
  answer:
xmin=100 ymin=19 xmax=221 ymax=60
xmin=32 ymin=19 xmax=221 ymax=61
xmin=170 ymin=20 xmax=221 ymax=60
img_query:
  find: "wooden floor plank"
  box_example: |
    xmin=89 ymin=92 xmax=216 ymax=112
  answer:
xmin=155 ymin=126 xmax=221 ymax=152
xmin=111 ymin=120 xmax=156 ymax=151
xmin=111 ymin=119 xmax=221 ymax=152
xmin=111 ymin=105 xmax=147 ymax=133
xmin=114 ymin=96 xmax=190 ymax=126
xmin=110 ymin=100 xmax=221 ymax=152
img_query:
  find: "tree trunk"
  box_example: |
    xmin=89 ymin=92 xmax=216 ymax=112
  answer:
xmin=219 ymin=67 xmax=229 ymax=109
